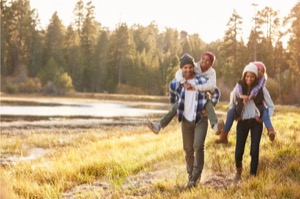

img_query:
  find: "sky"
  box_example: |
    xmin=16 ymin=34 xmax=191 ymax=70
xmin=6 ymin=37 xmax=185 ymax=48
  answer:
xmin=30 ymin=0 xmax=299 ymax=43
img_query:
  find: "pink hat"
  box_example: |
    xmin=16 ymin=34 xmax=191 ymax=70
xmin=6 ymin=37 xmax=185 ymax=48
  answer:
xmin=253 ymin=61 xmax=266 ymax=73
xmin=201 ymin=51 xmax=215 ymax=65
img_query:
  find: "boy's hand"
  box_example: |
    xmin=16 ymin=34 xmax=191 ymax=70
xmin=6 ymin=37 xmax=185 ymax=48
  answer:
xmin=183 ymin=82 xmax=195 ymax=90
xmin=201 ymin=109 xmax=208 ymax=116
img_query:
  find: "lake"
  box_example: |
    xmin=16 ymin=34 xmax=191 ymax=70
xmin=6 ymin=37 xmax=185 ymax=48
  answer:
xmin=0 ymin=99 xmax=170 ymax=130
xmin=0 ymin=100 xmax=168 ymax=117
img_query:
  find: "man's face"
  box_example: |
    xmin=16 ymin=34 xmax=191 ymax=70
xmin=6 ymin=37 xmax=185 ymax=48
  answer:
xmin=199 ymin=55 xmax=213 ymax=72
xmin=182 ymin=63 xmax=195 ymax=79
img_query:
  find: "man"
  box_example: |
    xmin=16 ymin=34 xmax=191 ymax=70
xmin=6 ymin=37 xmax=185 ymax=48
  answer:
xmin=147 ymin=51 xmax=223 ymax=135
xmin=169 ymin=53 xmax=220 ymax=188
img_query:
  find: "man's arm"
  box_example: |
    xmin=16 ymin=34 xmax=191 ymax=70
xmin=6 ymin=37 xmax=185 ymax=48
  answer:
xmin=169 ymin=80 xmax=180 ymax=104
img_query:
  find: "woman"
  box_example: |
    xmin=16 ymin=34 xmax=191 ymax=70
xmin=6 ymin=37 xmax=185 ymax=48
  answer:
xmin=232 ymin=63 xmax=265 ymax=180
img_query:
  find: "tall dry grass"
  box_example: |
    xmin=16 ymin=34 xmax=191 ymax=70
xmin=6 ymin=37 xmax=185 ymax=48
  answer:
xmin=0 ymin=103 xmax=299 ymax=198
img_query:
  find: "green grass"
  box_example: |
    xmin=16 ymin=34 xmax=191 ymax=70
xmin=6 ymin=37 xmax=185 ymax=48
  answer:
xmin=0 ymin=101 xmax=299 ymax=198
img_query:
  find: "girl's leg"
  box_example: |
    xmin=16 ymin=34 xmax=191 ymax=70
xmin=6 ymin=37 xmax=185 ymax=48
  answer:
xmin=262 ymin=108 xmax=276 ymax=141
xmin=262 ymin=108 xmax=272 ymax=128
xmin=223 ymin=107 xmax=236 ymax=133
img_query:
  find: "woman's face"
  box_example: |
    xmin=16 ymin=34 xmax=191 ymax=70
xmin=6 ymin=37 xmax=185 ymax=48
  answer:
xmin=245 ymin=72 xmax=256 ymax=86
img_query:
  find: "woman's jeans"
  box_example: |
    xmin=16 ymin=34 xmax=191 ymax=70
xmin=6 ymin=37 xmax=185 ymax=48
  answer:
xmin=235 ymin=119 xmax=263 ymax=176
xmin=224 ymin=106 xmax=273 ymax=134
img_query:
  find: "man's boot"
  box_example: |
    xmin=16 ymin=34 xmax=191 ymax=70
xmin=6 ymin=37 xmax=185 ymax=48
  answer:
xmin=234 ymin=167 xmax=242 ymax=181
xmin=215 ymin=131 xmax=228 ymax=144
xmin=186 ymin=170 xmax=201 ymax=189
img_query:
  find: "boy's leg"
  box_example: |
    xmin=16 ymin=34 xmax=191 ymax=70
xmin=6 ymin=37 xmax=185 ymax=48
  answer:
xmin=262 ymin=108 xmax=276 ymax=141
xmin=147 ymin=102 xmax=178 ymax=134
xmin=160 ymin=102 xmax=178 ymax=128
xmin=205 ymin=100 xmax=224 ymax=135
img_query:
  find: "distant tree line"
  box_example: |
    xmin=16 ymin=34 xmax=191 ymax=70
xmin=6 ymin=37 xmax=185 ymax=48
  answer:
xmin=1 ymin=0 xmax=300 ymax=104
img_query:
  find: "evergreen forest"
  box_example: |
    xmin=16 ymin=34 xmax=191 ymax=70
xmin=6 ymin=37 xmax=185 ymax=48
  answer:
xmin=1 ymin=0 xmax=300 ymax=104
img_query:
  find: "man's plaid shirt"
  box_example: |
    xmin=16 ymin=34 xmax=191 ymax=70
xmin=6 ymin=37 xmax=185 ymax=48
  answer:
xmin=169 ymin=73 xmax=220 ymax=124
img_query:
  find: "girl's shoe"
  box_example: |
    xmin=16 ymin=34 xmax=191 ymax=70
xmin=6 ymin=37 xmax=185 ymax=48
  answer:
xmin=267 ymin=127 xmax=276 ymax=141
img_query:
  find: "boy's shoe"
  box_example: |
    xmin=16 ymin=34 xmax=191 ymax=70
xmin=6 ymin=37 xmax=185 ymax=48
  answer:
xmin=213 ymin=119 xmax=224 ymax=135
xmin=267 ymin=127 xmax=276 ymax=141
xmin=146 ymin=121 xmax=161 ymax=134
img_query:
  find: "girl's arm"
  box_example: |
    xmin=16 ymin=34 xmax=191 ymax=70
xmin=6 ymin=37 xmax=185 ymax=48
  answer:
xmin=250 ymin=77 xmax=266 ymax=99
xmin=175 ymin=69 xmax=186 ymax=84
xmin=194 ymin=68 xmax=216 ymax=92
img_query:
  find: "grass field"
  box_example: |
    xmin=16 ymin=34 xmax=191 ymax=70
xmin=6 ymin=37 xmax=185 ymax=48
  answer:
xmin=0 ymin=94 xmax=299 ymax=199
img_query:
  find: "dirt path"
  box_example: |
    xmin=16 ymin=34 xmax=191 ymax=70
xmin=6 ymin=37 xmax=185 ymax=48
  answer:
xmin=61 ymin=165 xmax=237 ymax=198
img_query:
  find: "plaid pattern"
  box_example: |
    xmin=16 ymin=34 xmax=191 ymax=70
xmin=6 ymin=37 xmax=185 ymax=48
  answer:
xmin=169 ymin=74 xmax=220 ymax=124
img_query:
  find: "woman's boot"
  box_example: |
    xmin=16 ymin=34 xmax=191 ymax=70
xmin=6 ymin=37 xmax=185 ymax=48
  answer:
xmin=215 ymin=131 xmax=228 ymax=144
xmin=234 ymin=167 xmax=242 ymax=181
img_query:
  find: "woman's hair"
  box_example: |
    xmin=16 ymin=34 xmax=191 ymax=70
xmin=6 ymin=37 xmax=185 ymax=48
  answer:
xmin=238 ymin=71 xmax=259 ymax=94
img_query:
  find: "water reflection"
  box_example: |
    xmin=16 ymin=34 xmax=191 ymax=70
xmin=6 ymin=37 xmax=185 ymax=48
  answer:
xmin=0 ymin=101 xmax=168 ymax=117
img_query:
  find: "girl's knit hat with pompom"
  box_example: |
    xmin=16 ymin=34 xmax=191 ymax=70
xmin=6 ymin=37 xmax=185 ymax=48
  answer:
xmin=253 ymin=61 xmax=266 ymax=74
